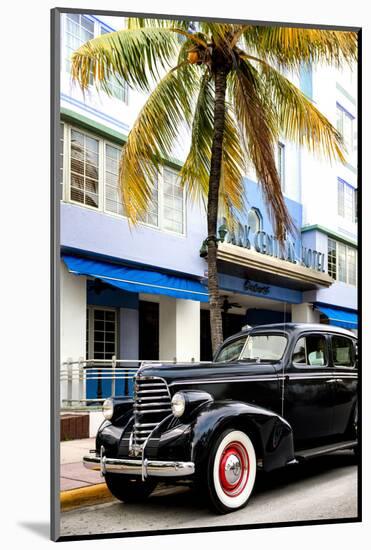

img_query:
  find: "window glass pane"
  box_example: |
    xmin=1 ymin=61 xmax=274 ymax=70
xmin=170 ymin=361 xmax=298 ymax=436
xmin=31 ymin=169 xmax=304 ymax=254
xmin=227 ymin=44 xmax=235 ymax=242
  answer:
xmin=293 ymin=337 xmax=306 ymax=364
xmin=338 ymin=243 xmax=347 ymax=282
xmin=240 ymin=335 xmax=287 ymax=361
xmin=296 ymin=335 xmax=327 ymax=366
xmin=92 ymin=309 xmax=117 ymax=360
xmin=344 ymin=184 xmax=354 ymax=222
xmin=347 ymin=247 xmax=357 ymax=286
xmin=215 ymin=338 xmax=247 ymax=362
xmin=162 ymin=168 xmax=184 ymax=233
xmin=328 ymin=238 xmax=337 ymax=280
xmin=65 ymin=14 xmax=94 ymax=82
xmin=332 ymin=336 xmax=354 ymax=367
xmin=338 ymin=180 xmax=344 ymax=217
xmin=69 ymin=129 xmax=99 ymax=208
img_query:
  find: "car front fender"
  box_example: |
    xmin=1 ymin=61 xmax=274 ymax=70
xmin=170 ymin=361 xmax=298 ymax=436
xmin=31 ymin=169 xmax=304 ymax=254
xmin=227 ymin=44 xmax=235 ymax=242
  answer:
xmin=189 ymin=400 xmax=294 ymax=472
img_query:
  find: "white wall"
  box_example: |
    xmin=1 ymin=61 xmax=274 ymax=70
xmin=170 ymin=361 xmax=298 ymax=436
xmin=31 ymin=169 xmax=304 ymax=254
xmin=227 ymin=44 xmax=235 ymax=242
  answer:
xmin=60 ymin=262 xmax=87 ymax=404
xmin=291 ymin=303 xmax=320 ymax=324
xmin=159 ymin=297 xmax=200 ymax=361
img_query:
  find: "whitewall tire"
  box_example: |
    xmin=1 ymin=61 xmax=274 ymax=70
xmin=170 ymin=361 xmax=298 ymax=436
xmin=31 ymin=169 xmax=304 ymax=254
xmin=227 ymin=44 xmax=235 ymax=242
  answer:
xmin=206 ymin=429 xmax=256 ymax=514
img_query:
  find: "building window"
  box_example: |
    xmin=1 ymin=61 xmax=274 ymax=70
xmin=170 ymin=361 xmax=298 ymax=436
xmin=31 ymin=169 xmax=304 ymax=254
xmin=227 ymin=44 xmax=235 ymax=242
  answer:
xmin=70 ymin=129 xmax=100 ymax=208
xmin=64 ymin=123 xmax=184 ymax=234
xmin=336 ymin=103 xmax=355 ymax=153
xmin=338 ymin=178 xmax=356 ymax=222
xmin=65 ymin=14 xmax=94 ymax=79
xmin=141 ymin=176 xmax=159 ymax=227
xmin=277 ymin=142 xmax=285 ymax=190
xmin=328 ymin=238 xmax=337 ymax=279
xmin=163 ymin=167 xmax=184 ymax=233
xmin=247 ymin=208 xmax=262 ymax=233
xmin=299 ymin=63 xmax=313 ymax=100
xmin=104 ymin=144 xmax=124 ymax=215
xmin=327 ymin=238 xmax=357 ymax=286
xmin=86 ymin=307 xmax=117 ymax=360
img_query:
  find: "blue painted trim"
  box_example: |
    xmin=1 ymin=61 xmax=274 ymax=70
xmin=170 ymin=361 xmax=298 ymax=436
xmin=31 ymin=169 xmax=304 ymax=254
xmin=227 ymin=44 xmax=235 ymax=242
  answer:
xmin=338 ymin=176 xmax=356 ymax=190
xmin=336 ymin=101 xmax=355 ymax=120
xmin=61 ymin=93 xmax=129 ymax=131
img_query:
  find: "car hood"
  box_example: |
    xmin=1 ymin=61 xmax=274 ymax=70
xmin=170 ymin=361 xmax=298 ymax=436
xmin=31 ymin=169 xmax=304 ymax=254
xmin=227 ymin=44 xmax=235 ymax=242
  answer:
xmin=136 ymin=360 xmax=279 ymax=386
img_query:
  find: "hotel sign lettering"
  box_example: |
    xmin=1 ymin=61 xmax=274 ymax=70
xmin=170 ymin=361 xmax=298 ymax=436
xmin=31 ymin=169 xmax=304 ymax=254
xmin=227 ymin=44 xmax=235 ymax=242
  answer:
xmin=219 ymin=223 xmax=325 ymax=273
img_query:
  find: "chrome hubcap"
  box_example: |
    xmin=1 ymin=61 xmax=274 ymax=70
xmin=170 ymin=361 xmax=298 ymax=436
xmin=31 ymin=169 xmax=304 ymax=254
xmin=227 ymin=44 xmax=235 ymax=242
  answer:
xmin=224 ymin=454 xmax=242 ymax=485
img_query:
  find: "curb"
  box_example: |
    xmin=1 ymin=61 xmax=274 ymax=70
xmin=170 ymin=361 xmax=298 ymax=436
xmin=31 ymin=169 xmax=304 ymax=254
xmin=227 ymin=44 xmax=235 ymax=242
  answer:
xmin=61 ymin=483 xmax=114 ymax=511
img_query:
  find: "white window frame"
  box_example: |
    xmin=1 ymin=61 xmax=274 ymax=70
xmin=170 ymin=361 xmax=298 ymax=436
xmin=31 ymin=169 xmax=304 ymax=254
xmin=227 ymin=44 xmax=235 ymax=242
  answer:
xmin=62 ymin=13 xmax=129 ymax=104
xmin=336 ymin=103 xmax=355 ymax=153
xmin=277 ymin=142 xmax=285 ymax=192
xmin=337 ymin=178 xmax=356 ymax=223
xmin=86 ymin=305 xmax=118 ymax=361
xmin=61 ymin=123 xmax=186 ymax=235
xmin=327 ymin=237 xmax=357 ymax=287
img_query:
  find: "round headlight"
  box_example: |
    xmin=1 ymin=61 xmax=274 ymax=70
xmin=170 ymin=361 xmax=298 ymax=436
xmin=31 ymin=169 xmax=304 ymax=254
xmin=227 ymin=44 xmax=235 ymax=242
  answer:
xmin=171 ymin=392 xmax=186 ymax=417
xmin=102 ymin=398 xmax=114 ymax=420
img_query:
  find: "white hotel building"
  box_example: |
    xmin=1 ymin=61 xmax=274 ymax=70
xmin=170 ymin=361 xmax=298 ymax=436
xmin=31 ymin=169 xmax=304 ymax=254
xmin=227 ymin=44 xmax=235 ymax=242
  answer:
xmin=58 ymin=12 xmax=358 ymax=424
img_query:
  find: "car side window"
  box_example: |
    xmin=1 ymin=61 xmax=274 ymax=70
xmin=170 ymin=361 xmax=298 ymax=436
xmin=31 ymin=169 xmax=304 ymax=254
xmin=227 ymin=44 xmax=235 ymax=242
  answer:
xmin=293 ymin=335 xmax=328 ymax=367
xmin=332 ymin=336 xmax=355 ymax=367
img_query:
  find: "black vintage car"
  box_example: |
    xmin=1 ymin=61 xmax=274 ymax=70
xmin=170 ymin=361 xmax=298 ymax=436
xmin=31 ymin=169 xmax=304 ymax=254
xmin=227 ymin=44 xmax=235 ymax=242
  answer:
xmin=83 ymin=323 xmax=358 ymax=514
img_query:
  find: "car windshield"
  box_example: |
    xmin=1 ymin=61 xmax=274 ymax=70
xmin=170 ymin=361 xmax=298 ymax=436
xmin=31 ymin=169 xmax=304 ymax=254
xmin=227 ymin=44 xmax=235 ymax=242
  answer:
xmin=215 ymin=337 xmax=247 ymax=362
xmin=240 ymin=334 xmax=288 ymax=362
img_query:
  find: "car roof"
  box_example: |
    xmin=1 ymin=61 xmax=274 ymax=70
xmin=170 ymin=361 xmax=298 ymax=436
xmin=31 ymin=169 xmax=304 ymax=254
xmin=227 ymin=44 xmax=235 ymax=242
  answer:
xmin=222 ymin=322 xmax=356 ymax=345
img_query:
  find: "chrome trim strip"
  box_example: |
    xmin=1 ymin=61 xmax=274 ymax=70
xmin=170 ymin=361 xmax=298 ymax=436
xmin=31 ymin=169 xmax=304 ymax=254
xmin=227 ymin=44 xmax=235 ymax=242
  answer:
xmin=133 ymin=408 xmax=172 ymax=414
xmin=168 ymin=374 xmax=357 ymax=387
xmin=84 ymin=455 xmax=195 ymax=477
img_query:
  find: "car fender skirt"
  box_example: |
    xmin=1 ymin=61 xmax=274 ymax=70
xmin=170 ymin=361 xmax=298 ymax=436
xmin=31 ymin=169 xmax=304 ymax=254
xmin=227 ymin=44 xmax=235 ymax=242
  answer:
xmin=189 ymin=401 xmax=295 ymax=472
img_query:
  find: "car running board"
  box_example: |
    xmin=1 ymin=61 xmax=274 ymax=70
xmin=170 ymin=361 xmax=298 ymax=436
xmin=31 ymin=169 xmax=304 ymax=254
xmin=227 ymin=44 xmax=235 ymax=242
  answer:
xmin=295 ymin=440 xmax=357 ymax=460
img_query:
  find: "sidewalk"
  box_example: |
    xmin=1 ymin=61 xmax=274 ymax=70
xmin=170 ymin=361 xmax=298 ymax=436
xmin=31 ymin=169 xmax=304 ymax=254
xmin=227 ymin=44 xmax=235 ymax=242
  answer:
xmin=61 ymin=438 xmax=101 ymax=491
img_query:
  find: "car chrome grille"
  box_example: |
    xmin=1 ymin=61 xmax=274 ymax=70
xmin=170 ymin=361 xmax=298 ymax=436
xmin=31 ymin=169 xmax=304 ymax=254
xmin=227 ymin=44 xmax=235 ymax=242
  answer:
xmin=131 ymin=376 xmax=171 ymax=455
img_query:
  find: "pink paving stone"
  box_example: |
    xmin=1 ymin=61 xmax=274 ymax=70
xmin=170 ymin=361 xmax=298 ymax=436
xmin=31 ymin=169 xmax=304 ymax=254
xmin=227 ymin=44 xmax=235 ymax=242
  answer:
xmin=61 ymin=462 xmax=102 ymax=485
xmin=60 ymin=477 xmax=91 ymax=491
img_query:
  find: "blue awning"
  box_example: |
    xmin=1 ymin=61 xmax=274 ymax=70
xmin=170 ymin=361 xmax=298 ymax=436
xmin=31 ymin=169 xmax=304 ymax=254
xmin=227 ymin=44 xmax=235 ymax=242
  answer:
xmin=62 ymin=255 xmax=209 ymax=302
xmin=315 ymin=305 xmax=358 ymax=330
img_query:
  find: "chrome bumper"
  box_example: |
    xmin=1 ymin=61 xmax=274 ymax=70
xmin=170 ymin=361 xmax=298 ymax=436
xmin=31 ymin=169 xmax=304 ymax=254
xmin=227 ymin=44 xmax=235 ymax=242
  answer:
xmin=83 ymin=454 xmax=195 ymax=478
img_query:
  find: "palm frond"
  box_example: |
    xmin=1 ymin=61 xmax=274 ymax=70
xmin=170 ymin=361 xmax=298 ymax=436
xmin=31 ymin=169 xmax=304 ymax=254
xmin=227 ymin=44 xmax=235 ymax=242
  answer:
xmin=179 ymin=71 xmax=212 ymax=205
xmin=220 ymin=104 xmax=247 ymax=221
xmin=119 ymin=63 xmax=198 ymax=222
xmin=229 ymin=62 xmax=295 ymax=241
xmin=242 ymin=27 xmax=357 ymax=68
xmin=244 ymin=56 xmax=346 ymax=161
xmin=71 ymin=27 xmax=179 ymax=93
xmin=126 ymin=18 xmax=192 ymax=31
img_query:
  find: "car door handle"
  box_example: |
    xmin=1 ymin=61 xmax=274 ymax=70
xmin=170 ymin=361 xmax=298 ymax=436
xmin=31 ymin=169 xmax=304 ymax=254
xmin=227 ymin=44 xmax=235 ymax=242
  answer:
xmin=326 ymin=379 xmax=338 ymax=384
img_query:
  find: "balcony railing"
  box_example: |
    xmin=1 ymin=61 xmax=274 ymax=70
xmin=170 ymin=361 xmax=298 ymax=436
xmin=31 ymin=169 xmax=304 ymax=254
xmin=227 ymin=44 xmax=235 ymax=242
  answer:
xmin=60 ymin=356 xmax=208 ymax=408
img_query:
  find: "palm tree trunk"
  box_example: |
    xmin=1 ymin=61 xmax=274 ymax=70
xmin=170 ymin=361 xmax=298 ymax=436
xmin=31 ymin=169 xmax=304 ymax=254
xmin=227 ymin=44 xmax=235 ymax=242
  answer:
xmin=207 ymin=67 xmax=228 ymax=355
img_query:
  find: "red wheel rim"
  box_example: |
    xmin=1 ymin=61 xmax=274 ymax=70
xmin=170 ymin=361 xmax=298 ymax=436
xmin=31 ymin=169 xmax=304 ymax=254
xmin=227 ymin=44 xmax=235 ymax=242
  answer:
xmin=218 ymin=441 xmax=250 ymax=497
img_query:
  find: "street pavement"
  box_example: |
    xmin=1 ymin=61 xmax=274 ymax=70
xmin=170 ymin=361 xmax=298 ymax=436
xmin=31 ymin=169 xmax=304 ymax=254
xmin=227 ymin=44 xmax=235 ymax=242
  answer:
xmin=60 ymin=451 xmax=358 ymax=537
xmin=61 ymin=438 xmax=101 ymax=491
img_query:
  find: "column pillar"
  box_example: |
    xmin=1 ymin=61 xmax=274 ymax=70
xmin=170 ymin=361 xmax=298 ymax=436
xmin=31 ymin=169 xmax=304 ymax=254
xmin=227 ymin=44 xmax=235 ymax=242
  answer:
xmin=159 ymin=297 xmax=200 ymax=362
xmin=119 ymin=307 xmax=139 ymax=395
xmin=291 ymin=303 xmax=320 ymax=323
xmin=60 ymin=262 xmax=87 ymax=406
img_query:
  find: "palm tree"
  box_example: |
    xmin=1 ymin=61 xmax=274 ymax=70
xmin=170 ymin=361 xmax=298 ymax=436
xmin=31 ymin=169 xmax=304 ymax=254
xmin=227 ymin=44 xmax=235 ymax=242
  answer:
xmin=72 ymin=19 xmax=357 ymax=354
